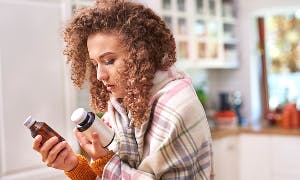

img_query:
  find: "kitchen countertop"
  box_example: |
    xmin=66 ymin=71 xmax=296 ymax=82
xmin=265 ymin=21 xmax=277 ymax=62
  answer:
xmin=211 ymin=127 xmax=300 ymax=139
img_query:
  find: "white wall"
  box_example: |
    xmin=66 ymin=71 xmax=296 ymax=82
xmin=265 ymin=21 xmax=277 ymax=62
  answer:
xmin=0 ymin=0 xmax=76 ymax=179
xmin=208 ymin=0 xmax=300 ymax=127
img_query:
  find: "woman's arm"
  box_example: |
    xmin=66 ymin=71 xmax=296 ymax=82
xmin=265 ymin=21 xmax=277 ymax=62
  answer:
xmin=64 ymin=154 xmax=97 ymax=180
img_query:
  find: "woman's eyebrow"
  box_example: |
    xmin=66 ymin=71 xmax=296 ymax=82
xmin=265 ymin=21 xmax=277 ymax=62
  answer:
xmin=98 ymin=52 xmax=115 ymax=60
xmin=90 ymin=52 xmax=115 ymax=61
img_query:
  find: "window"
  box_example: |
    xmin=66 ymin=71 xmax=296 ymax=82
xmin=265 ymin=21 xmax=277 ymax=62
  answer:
xmin=258 ymin=11 xmax=300 ymax=118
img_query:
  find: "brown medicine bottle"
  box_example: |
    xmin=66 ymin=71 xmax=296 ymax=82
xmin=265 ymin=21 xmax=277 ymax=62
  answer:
xmin=24 ymin=116 xmax=65 ymax=144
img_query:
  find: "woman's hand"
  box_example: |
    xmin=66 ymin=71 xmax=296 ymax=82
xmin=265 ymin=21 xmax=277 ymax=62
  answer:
xmin=32 ymin=135 xmax=78 ymax=171
xmin=74 ymin=128 xmax=109 ymax=160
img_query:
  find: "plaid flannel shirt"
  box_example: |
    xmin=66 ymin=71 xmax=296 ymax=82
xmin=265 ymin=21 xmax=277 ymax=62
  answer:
xmin=102 ymin=66 xmax=214 ymax=180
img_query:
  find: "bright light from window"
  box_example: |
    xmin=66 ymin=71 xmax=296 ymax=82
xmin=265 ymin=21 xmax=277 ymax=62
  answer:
xmin=295 ymin=9 xmax=300 ymax=18
xmin=269 ymin=96 xmax=280 ymax=110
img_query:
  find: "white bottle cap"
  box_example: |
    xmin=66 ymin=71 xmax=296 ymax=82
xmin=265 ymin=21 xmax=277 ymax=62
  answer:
xmin=24 ymin=116 xmax=36 ymax=128
xmin=71 ymin=108 xmax=88 ymax=124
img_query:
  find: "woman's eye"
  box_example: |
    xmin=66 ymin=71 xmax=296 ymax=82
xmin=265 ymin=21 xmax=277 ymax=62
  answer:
xmin=105 ymin=59 xmax=115 ymax=65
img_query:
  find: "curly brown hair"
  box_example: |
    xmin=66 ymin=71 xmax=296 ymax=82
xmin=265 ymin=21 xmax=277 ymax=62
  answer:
xmin=64 ymin=0 xmax=176 ymax=127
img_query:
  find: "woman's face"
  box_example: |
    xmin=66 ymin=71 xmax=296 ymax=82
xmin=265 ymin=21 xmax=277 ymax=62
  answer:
xmin=87 ymin=32 xmax=127 ymax=98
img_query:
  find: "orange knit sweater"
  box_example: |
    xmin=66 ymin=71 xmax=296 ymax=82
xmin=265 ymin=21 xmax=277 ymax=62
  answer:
xmin=64 ymin=151 xmax=114 ymax=180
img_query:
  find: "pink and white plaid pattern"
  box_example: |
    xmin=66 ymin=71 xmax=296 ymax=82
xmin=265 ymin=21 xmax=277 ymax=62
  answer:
xmin=102 ymin=66 xmax=214 ymax=180
xmin=107 ymin=97 xmax=141 ymax=169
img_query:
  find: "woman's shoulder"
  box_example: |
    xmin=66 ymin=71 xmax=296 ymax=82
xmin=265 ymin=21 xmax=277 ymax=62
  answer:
xmin=148 ymin=77 xmax=210 ymax=144
xmin=152 ymin=77 xmax=205 ymax=119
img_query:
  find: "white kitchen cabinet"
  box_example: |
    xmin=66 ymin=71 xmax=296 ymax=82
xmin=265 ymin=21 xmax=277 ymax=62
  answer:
xmin=0 ymin=0 xmax=76 ymax=179
xmin=239 ymin=133 xmax=300 ymax=180
xmin=270 ymin=135 xmax=300 ymax=180
xmin=238 ymin=134 xmax=272 ymax=180
xmin=213 ymin=136 xmax=238 ymax=180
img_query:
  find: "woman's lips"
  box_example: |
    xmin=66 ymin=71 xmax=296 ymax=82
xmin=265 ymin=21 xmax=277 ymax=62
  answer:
xmin=106 ymin=85 xmax=115 ymax=91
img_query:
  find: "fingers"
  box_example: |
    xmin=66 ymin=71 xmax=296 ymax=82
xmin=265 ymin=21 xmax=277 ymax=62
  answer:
xmin=32 ymin=135 xmax=43 ymax=151
xmin=74 ymin=130 xmax=108 ymax=160
xmin=74 ymin=129 xmax=90 ymax=146
xmin=90 ymin=132 xmax=109 ymax=160
xmin=91 ymin=132 xmax=101 ymax=149
xmin=40 ymin=136 xmax=59 ymax=162
xmin=46 ymin=141 xmax=67 ymax=165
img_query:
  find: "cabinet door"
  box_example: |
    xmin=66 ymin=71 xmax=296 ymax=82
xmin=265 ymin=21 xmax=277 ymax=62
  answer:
xmin=239 ymin=134 xmax=271 ymax=180
xmin=0 ymin=1 xmax=73 ymax=179
xmin=213 ymin=136 xmax=238 ymax=180
xmin=146 ymin=0 xmax=239 ymax=69
xmin=271 ymin=135 xmax=300 ymax=180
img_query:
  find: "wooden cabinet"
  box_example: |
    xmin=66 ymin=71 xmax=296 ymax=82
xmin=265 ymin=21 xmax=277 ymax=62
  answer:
xmin=213 ymin=136 xmax=238 ymax=180
xmin=146 ymin=0 xmax=239 ymax=69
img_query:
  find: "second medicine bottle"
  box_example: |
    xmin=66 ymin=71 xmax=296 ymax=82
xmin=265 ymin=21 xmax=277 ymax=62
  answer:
xmin=71 ymin=108 xmax=115 ymax=148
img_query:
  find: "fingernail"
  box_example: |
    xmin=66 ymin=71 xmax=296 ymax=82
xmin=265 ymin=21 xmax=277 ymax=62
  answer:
xmin=51 ymin=136 xmax=58 ymax=141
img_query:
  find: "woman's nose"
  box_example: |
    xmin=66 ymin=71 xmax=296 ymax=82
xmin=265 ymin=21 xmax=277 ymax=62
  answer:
xmin=96 ymin=65 xmax=108 ymax=81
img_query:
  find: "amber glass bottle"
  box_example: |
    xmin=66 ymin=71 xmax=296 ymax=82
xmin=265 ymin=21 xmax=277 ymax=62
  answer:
xmin=24 ymin=116 xmax=65 ymax=144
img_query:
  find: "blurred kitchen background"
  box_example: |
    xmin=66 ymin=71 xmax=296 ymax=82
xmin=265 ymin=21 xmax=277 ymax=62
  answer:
xmin=0 ymin=0 xmax=300 ymax=179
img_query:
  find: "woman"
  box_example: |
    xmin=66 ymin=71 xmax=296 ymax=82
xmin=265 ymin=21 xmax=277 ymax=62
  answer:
xmin=32 ymin=0 xmax=214 ymax=179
